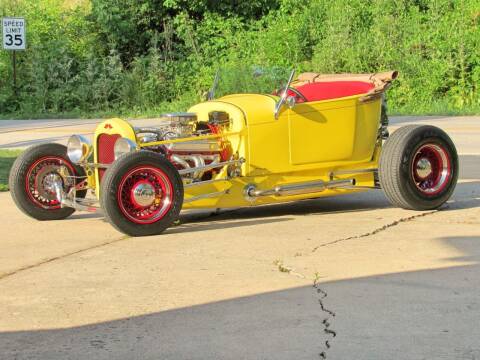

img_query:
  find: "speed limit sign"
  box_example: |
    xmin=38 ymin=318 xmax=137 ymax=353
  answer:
xmin=2 ymin=17 xmax=26 ymax=50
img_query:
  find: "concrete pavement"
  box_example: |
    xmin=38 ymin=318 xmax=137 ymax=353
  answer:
xmin=0 ymin=116 xmax=479 ymax=359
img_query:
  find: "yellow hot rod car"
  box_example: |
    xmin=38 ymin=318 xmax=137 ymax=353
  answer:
xmin=9 ymin=70 xmax=458 ymax=236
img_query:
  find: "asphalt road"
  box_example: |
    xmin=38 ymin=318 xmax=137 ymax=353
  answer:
xmin=0 ymin=116 xmax=479 ymax=360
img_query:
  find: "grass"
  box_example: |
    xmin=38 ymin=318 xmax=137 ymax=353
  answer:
xmin=391 ymin=102 xmax=480 ymax=116
xmin=0 ymin=150 xmax=22 ymax=191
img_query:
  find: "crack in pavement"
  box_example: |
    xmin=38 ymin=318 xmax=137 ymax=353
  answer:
xmin=0 ymin=235 xmax=130 ymax=281
xmin=314 ymin=278 xmax=336 ymax=359
xmin=311 ymin=210 xmax=438 ymax=253
xmin=272 ymin=262 xmax=336 ymax=359
xmin=279 ymin=207 xmax=461 ymax=356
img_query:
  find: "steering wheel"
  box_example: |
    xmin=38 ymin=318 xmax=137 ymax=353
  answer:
xmin=286 ymin=86 xmax=308 ymax=103
xmin=274 ymin=86 xmax=308 ymax=103
xmin=275 ymin=69 xmax=305 ymax=118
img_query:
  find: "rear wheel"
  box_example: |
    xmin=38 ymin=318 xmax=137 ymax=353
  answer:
xmin=100 ymin=151 xmax=183 ymax=236
xmin=9 ymin=143 xmax=87 ymax=220
xmin=379 ymin=125 xmax=458 ymax=210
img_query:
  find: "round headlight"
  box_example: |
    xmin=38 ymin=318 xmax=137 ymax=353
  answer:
xmin=67 ymin=135 xmax=92 ymax=164
xmin=114 ymin=137 xmax=137 ymax=160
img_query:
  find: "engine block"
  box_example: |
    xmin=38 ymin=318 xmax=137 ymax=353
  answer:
xmin=134 ymin=112 xmax=231 ymax=181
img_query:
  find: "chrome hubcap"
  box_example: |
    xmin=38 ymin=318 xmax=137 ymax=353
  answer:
xmin=132 ymin=182 xmax=156 ymax=207
xmin=118 ymin=167 xmax=174 ymax=224
xmin=40 ymin=172 xmax=64 ymax=200
xmin=412 ymin=143 xmax=452 ymax=195
xmin=415 ymin=157 xmax=432 ymax=179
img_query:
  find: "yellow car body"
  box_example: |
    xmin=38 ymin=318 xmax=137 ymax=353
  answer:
xmin=91 ymin=92 xmax=381 ymax=209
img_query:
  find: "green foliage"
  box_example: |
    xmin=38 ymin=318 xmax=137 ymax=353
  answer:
xmin=303 ymin=0 xmax=480 ymax=111
xmin=0 ymin=0 xmax=479 ymax=118
xmin=89 ymin=0 xmax=280 ymax=63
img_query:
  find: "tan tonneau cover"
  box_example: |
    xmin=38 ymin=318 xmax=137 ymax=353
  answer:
xmin=292 ymin=71 xmax=398 ymax=101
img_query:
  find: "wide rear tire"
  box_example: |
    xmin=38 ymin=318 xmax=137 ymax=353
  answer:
xmin=100 ymin=151 xmax=183 ymax=237
xmin=379 ymin=125 xmax=458 ymax=210
xmin=9 ymin=143 xmax=87 ymax=220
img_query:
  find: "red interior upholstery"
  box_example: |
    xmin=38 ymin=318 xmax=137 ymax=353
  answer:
xmin=292 ymin=81 xmax=375 ymax=103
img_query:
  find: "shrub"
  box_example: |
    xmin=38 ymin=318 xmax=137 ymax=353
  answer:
xmin=0 ymin=0 xmax=478 ymax=117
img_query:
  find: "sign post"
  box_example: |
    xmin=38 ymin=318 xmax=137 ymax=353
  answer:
xmin=2 ymin=17 xmax=26 ymax=96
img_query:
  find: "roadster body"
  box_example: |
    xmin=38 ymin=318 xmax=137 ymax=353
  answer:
xmin=9 ymin=70 xmax=459 ymax=236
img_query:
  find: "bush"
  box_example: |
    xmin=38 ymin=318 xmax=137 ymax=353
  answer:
xmin=0 ymin=0 xmax=478 ymax=117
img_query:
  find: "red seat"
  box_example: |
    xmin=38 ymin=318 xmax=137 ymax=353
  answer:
xmin=294 ymin=81 xmax=375 ymax=102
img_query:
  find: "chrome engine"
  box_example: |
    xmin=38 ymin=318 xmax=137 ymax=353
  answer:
xmin=135 ymin=112 xmax=231 ymax=181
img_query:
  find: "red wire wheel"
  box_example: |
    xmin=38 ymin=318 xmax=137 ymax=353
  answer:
xmin=100 ymin=151 xmax=183 ymax=237
xmin=117 ymin=166 xmax=174 ymax=224
xmin=379 ymin=125 xmax=458 ymax=211
xmin=411 ymin=144 xmax=452 ymax=196
xmin=9 ymin=143 xmax=87 ymax=220
xmin=25 ymin=156 xmax=76 ymax=210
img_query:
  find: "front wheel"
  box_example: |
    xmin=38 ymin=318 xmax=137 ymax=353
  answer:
xmin=379 ymin=125 xmax=458 ymax=210
xmin=100 ymin=151 xmax=184 ymax=237
xmin=9 ymin=143 xmax=87 ymax=220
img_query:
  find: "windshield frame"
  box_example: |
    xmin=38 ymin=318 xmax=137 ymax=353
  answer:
xmin=207 ymin=66 xmax=294 ymax=101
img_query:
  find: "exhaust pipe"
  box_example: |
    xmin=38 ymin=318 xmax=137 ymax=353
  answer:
xmin=247 ymin=179 xmax=355 ymax=198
